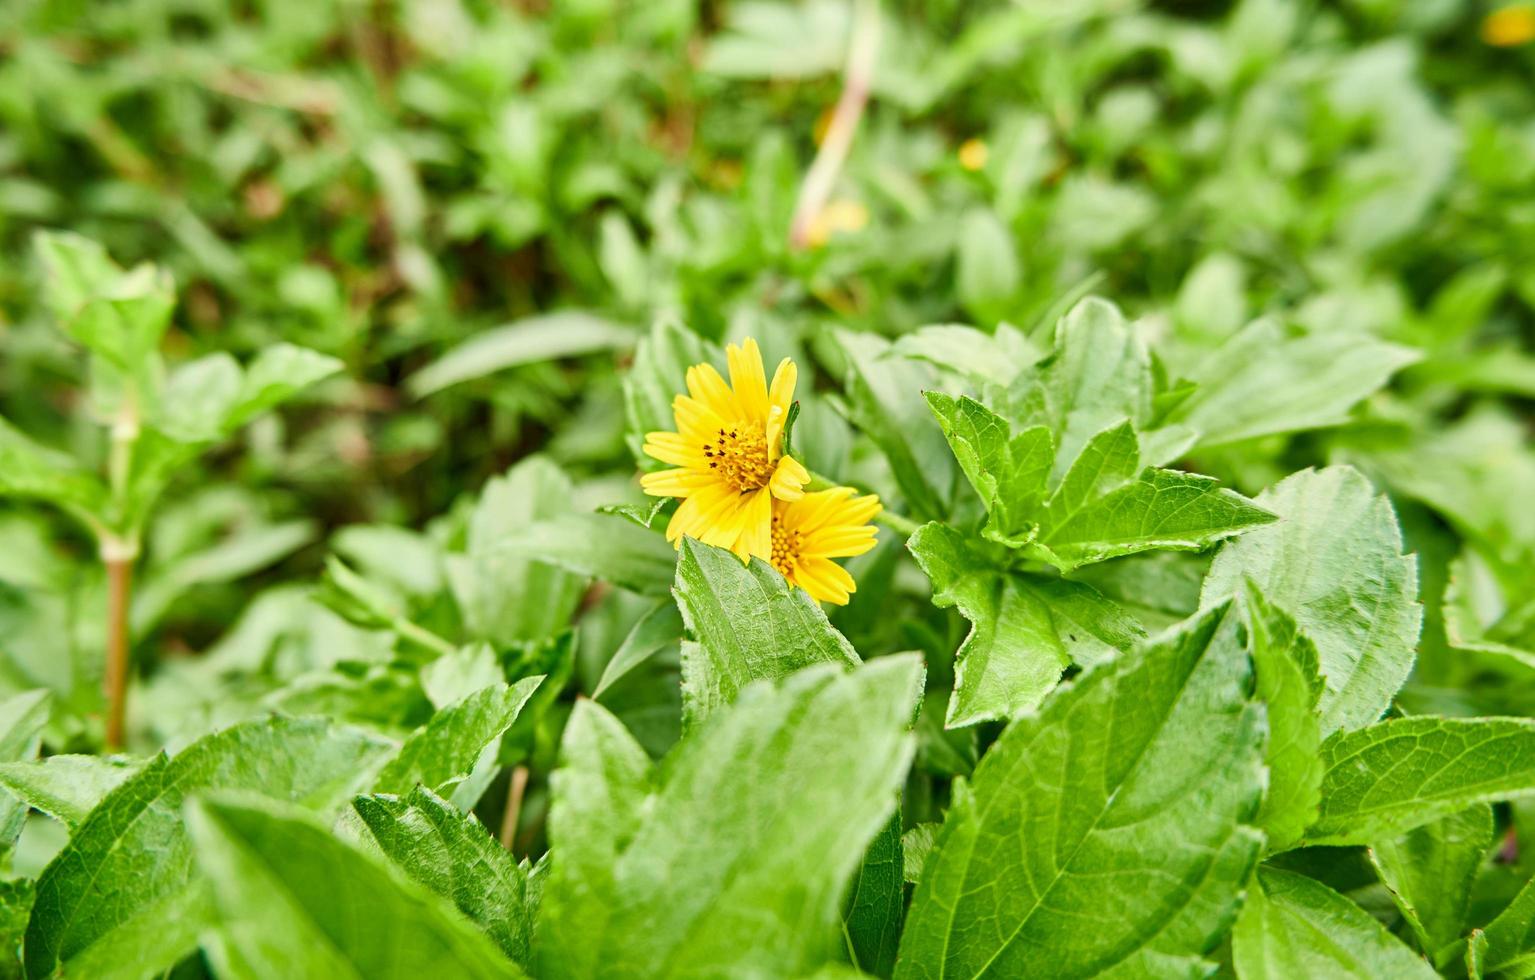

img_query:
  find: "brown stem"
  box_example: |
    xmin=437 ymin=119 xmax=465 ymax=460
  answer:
xmin=104 ymin=556 xmax=133 ymax=750
xmin=788 ymin=0 xmax=881 ymax=251
xmin=500 ymin=765 xmax=530 ymax=852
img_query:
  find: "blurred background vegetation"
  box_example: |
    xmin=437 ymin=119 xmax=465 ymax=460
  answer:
xmin=2 ymin=0 xmax=1535 ymax=847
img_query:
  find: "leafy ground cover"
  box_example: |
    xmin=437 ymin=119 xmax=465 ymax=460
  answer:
xmin=3 ymin=0 xmax=1535 ymax=976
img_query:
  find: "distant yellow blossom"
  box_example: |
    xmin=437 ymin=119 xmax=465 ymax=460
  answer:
xmin=814 ymin=105 xmax=836 ymax=145
xmin=805 ymin=199 xmax=869 ymax=248
xmin=767 ymin=487 xmax=881 ymax=605
xmin=958 ymin=138 xmax=989 ymax=172
xmin=641 ymin=339 xmax=810 ymax=560
xmin=1484 ymin=4 xmax=1535 ymax=46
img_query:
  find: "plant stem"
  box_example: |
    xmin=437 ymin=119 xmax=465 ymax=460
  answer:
xmin=103 ymin=401 xmax=141 ymax=751
xmin=500 ymin=765 xmax=529 ymax=852
xmin=103 ymin=551 xmax=133 ymax=750
xmin=875 ymin=509 xmax=922 ymax=538
xmin=394 ymin=618 xmax=457 ymax=658
xmin=788 ymin=0 xmax=881 ymax=250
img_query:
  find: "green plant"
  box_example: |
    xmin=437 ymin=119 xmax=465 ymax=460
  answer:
xmin=1 ymin=0 xmax=1535 ymax=976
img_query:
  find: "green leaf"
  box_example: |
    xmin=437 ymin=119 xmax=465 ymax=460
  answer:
xmin=317 ymin=554 xmax=412 ymax=633
xmin=1304 ymin=717 xmax=1535 ymax=846
xmin=33 ymin=231 xmax=120 ymax=325
xmin=156 ymin=353 xmax=242 ymax=441
xmin=535 ymin=698 xmax=652 ymax=980
xmin=895 ymin=604 xmax=1264 ymax=977
xmin=0 ymin=755 xmax=142 ymax=829
xmin=0 ymin=418 xmax=107 ymax=521
xmin=540 ymin=658 xmax=923 ymax=979
xmin=187 ymin=795 xmax=523 ymax=979
xmin=924 ymin=393 xmax=1052 ymax=544
xmin=836 ymin=330 xmax=957 ymax=521
xmin=0 ymin=691 xmax=50 ymax=859
xmin=901 ymin=823 xmax=939 ymax=886
xmin=956 ymin=208 xmax=1020 ymax=314
xmin=909 ymin=522 xmax=1147 ymax=726
xmin=133 ymin=518 xmax=317 ymax=634
xmin=35 ymin=232 xmax=174 ymax=373
xmin=843 ymin=812 xmax=904 ymax=977
xmin=1203 ymin=466 xmax=1421 ymax=735
xmin=24 ymin=716 xmax=392 ymax=980
xmin=1175 ymin=252 xmax=1249 ymax=341
xmin=908 ymin=523 xmax=1067 ymax=727
xmin=892 ymin=324 xmax=1039 ymax=386
xmin=0 ymin=878 xmax=33 ymax=980
xmin=1031 ymin=460 xmax=1277 ymax=572
xmin=408 ymin=311 xmax=634 ymax=397
xmin=0 ymin=691 xmax=49 ymax=763
xmin=1245 ymin=587 xmax=1326 ymax=852
xmin=373 ymin=678 xmax=543 ymax=797
xmin=1037 ymin=420 xmax=1141 ymax=534
xmin=1467 ymin=929 xmax=1489 ymax=980
xmin=673 ymin=538 xmax=859 ymax=727
xmin=593 ymin=601 xmax=682 ymax=699
xmin=925 ymin=392 xmax=1273 ymax=572
xmin=1159 ymin=319 xmax=1420 ymax=453
xmin=352 ymin=787 xmax=535 ymax=967
xmin=596 ymin=497 xmax=668 ymax=530
xmin=157 ymin=344 xmax=339 ymax=442
xmin=1231 ymin=867 xmax=1437 ymax=979
xmin=622 ymin=318 xmax=712 ymax=469
xmin=1009 ymin=296 xmax=1151 ymax=482
xmin=1369 ymin=805 xmax=1493 ymax=954
xmin=488 ymin=513 xmax=676 ymax=597
xmin=1472 ymin=873 xmax=1535 ymax=977
xmin=222 ymin=342 xmax=343 ymax=430
xmin=598 ymin=212 xmax=650 ymax=308
xmin=420 ymin=644 xmax=504 ymax=710
xmin=447 ymin=457 xmax=587 ymax=646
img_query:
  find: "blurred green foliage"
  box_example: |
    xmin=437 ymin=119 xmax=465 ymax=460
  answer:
xmin=0 ymin=0 xmax=1534 ymax=871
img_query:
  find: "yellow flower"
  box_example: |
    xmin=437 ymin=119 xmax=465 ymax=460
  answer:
xmin=805 ymin=199 xmax=870 ymax=248
xmin=958 ymin=138 xmax=989 ymax=172
xmin=1484 ymin=4 xmax=1535 ymax=46
xmin=641 ymin=338 xmax=810 ymax=559
xmin=767 ymin=487 xmax=881 ymax=605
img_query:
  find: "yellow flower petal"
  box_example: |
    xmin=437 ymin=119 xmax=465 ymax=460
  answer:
xmin=640 ymin=467 xmax=714 ymax=498
xmin=733 ymin=489 xmax=772 ymax=562
xmin=802 ymin=526 xmax=879 ymax=559
xmin=795 ymin=557 xmax=856 ymax=605
xmin=726 ymin=338 xmax=769 ymax=420
xmin=768 ymin=358 xmax=797 ymax=420
xmin=685 ymin=363 xmax=736 ymax=419
xmin=643 ymin=431 xmax=706 ymax=468
xmin=672 ymin=394 xmax=727 ymax=442
xmin=769 ymin=455 xmax=810 ymax=501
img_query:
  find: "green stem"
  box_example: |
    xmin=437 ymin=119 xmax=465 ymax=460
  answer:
xmin=394 ymin=617 xmax=457 ymax=658
xmin=875 ymin=509 xmax=922 ymax=538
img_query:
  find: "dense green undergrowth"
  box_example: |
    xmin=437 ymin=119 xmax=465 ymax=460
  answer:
xmin=3 ymin=0 xmax=1535 ymax=977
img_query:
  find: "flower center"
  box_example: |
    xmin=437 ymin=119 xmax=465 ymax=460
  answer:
xmin=770 ymin=516 xmax=801 ymax=576
xmin=702 ymin=421 xmax=774 ymax=493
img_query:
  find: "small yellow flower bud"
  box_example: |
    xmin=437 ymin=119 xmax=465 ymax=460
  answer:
xmin=805 ymin=199 xmax=870 ymax=248
xmin=1484 ymin=4 xmax=1535 ymax=46
xmin=958 ymin=138 xmax=989 ymax=172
